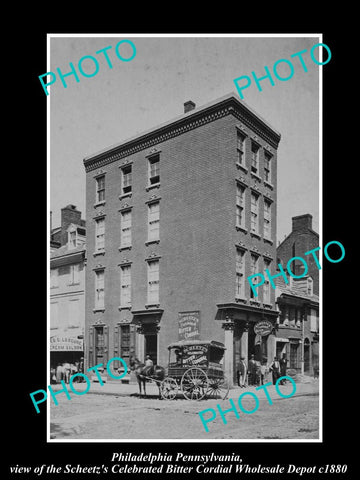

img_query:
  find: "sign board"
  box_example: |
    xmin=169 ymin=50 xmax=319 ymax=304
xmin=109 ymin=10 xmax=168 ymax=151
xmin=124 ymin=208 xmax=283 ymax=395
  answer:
xmin=178 ymin=311 xmax=200 ymax=340
xmin=182 ymin=344 xmax=207 ymax=366
xmin=254 ymin=320 xmax=273 ymax=337
xmin=50 ymin=335 xmax=83 ymax=351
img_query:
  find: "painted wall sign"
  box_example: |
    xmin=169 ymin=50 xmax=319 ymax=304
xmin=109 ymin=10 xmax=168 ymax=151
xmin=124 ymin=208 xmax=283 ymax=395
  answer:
xmin=178 ymin=311 xmax=200 ymax=340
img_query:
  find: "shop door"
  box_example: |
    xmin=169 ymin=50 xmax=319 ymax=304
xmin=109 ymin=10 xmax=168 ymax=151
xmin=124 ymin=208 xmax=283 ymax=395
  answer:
xmin=95 ymin=326 xmax=105 ymax=364
xmin=304 ymin=339 xmax=310 ymax=373
xmin=144 ymin=334 xmax=157 ymax=365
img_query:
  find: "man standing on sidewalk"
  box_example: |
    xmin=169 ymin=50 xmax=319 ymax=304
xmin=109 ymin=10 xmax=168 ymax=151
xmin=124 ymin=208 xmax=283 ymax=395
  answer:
xmin=237 ymin=356 xmax=247 ymax=387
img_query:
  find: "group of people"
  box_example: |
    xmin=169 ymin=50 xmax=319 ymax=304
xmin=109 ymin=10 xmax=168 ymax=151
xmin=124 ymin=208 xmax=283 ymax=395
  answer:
xmin=50 ymin=358 xmax=84 ymax=384
xmin=237 ymin=353 xmax=287 ymax=388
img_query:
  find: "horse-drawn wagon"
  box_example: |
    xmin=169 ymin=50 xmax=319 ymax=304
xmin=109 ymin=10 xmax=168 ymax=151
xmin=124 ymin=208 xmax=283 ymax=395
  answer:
xmin=160 ymin=340 xmax=230 ymax=400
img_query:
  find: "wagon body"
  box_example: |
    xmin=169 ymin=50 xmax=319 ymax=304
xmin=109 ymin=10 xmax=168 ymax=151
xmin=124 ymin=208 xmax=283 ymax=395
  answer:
xmin=160 ymin=340 xmax=230 ymax=400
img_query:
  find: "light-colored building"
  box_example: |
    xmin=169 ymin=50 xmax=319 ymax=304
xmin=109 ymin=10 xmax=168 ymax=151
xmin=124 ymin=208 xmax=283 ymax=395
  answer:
xmin=50 ymin=205 xmax=86 ymax=369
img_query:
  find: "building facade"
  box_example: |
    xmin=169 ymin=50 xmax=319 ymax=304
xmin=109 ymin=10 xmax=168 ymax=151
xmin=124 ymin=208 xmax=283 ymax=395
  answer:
xmin=275 ymin=276 xmax=319 ymax=376
xmin=277 ymin=214 xmax=319 ymax=295
xmin=83 ymin=94 xmax=281 ymax=385
xmin=50 ymin=205 xmax=86 ymax=369
xmin=275 ymin=213 xmax=320 ymax=375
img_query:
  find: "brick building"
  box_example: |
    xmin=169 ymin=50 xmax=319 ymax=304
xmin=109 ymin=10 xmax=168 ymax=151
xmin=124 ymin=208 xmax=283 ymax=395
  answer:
xmin=83 ymin=93 xmax=281 ymax=385
xmin=50 ymin=205 xmax=86 ymax=369
xmin=277 ymin=214 xmax=319 ymax=294
xmin=275 ymin=213 xmax=320 ymax=375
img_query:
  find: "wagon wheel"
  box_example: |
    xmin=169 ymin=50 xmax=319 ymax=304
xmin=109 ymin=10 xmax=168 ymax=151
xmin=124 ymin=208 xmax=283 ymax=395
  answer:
xmin=181 ymin=367 xmax=209 ymax=400
xmin=206 ymin=375 xmax=230 ymax=400
xmin=160 ymin=377 xmax=179 ymax=400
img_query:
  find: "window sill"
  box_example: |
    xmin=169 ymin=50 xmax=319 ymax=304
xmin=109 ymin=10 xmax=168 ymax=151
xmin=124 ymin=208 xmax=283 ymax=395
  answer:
xmin=146 ymin=183 xmax=160 ymax=192
xmin=145 ymin=239 xmax=160 ymax=246
xmin=93 ymin=250 xmax=105 ymax=257
xmin=118 ymin=305 xmax=132 ymax=311
xmin=94 ymin=201 xmax=106 ymax=208
xmin=67 ymin=282 xmax=80 ymax=286
xmin=251 ymin=172 xmax=262 ymax=182
xmin=93 ymin=308 xmax=105 ymax=313
xmin=236 ymin=163 xmax=248 ymax=173
xmin=235 ymin=225 xmax=247 ymax=233
xmin=264 ymin=180 xmax=274 ymax=190
xmin=119 ymin=192 xmax=132 ymax=200
xmin=119 ymin=245 xmax=132 ymax=251
xmin=263 ymin=238 xmax=273 ymax=245
xmin=50 ymin=286 xmax=59 ymax=289
xmin=250 ymin=232 xmax=261 ymax=239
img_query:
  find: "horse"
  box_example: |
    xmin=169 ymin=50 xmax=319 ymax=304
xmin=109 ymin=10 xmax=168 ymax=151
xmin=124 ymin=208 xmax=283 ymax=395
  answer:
xmin=131 ymin=358 xmax=165 ymax=398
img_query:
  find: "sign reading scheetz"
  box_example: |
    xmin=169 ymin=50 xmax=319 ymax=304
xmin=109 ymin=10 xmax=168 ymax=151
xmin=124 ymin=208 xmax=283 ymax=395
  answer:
xmin=253 ymin=320 xmax=273 ymax=337
xmin=178 ymin=311 xmax=200 ymax=340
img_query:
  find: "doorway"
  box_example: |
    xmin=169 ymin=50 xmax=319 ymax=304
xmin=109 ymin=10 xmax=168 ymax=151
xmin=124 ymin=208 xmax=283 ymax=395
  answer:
xmin=144 ymin=334 xmax=157 ymax=365
xmin=304 ymin=338 xmax=310 ymax=373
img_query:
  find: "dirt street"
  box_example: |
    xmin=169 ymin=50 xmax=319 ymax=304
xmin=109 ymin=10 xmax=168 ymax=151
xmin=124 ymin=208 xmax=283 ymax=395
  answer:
xmin=49 ymin=379 xmax=319 ymax=441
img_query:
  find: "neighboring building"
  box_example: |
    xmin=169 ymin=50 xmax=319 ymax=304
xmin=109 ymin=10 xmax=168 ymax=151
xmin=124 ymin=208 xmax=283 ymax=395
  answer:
xmin=275 ymin=276 xmax=319 ymax=376
xmin=275 ymin=213 xmax=320 ymax=376
xmin=83 ymin=93 xmax=281 ymax=385
xmin=277 ymin=214 xmax=319 ymax=295
xmin=50 ymin=205 xmax=86 ymax=369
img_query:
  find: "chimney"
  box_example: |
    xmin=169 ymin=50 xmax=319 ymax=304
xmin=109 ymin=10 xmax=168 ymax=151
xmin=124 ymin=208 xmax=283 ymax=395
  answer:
xmin=61 ymin=205 xmax=82 ymax=245
xmin=184 ymin=100 xmax=196 ymax=113
xmin=292 ymin=214 xmax=313 ymax=232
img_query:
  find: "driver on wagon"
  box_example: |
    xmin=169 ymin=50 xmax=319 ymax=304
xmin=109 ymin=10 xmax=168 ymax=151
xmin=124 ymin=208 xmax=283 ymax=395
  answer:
xmin=143 ymin=354 xmax=154 ymax=376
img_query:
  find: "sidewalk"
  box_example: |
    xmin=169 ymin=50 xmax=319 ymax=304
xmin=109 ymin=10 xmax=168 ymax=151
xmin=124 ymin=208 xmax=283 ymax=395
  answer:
xmin=50 ymin=376 xmax=319 ymax=399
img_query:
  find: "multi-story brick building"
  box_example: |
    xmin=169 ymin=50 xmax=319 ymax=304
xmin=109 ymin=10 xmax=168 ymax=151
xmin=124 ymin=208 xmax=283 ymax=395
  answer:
xmin=50 ymin=205 xmax=86 ymax=369
xmin=83 ymin=93 xmax=281 ymax=385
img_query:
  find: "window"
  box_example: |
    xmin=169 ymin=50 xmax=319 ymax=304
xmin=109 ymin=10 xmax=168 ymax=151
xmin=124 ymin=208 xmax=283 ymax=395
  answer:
xmin=147 ymin=260 xmax=159 ymax=304
xmin=250 ymin=254 xmax=259 ymax=298
xmin=120 ymin=210 xmax=132 ymax=247
xmin=264 ymin=199 xmax=271 ymax=240
xmin=120 ymin=265 xmax=131 ymax=307
xmin=69 ymin=264 xmax=80 ymax=285
xmin=148 ymin=201 xmax=160 ymax=241
xmin=95 ymin=218 xmax=105 ymax=252
xmin=50 ymin=302 xmax=59 ymax=328
xmin=264 ymin=151 xmax=272 ymax=183
xmin=68 ymin=230 xmax=77 ymax=248
xmin=68 ymin=299 xmax=80 ymax=327
xmin=96 ymin=175 xmax=105 ymax=203
xmin=236 ymin=183 xmax=245 ymax=229
xmin=290 ymin=343 xmax=299 ymax=369
xmin=95 ymin=270 xmax=105 ymax=309
xmin=263 ymin=259 xmax=271 ymax=303
xmin=235 ymin=248 xmax=245 ymax=298
xmin=250 ymin=193 xmax=259 ymax=234
xmin=121 ymin=165 xmax=132 ymax=195
xmin=236 ymin=131 xmax=246 ymax=165
xmin=149 ymin=154 xmax=160 ymax=185
xmin=251 ymin=142 xmax=259 ymax=174
xmin=50 ymin=268 xmax=58 ymax=288
xmin=120 ymin=325 xmax=130 ymax=359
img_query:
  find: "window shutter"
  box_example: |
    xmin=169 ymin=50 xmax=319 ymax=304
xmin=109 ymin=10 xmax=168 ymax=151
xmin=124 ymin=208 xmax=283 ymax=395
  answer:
xmin=89 ymin=326 xmax=94 ymax=367
xmin=113 ymin=325 xmax=120 ymax=368
xmin=103 ymin=325 xmax=109 ymax=364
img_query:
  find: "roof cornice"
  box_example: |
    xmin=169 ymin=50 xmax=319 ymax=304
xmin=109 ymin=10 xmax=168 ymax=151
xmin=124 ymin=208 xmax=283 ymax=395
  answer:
xmin=83 ymin=94 xmax=281 ymax=173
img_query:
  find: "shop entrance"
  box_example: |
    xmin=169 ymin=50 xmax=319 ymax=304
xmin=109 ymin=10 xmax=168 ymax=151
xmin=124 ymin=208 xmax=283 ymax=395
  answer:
xmin=144 ymin=333 xmax=157 ymax=365
xmin=304 ymin=338 xmax=310 ymax=373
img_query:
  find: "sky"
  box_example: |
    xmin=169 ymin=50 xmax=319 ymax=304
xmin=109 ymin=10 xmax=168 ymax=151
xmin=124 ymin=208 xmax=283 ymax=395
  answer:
xmin=49 ymin=34 xmax=321 ymax=242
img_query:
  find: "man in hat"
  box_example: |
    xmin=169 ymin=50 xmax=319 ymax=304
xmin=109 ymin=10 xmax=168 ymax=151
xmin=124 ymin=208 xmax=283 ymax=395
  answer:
xmin=248 ymin=354 xmax=257 ymax=386
xmin=237 ymin=356 xmax=247 ymax=388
